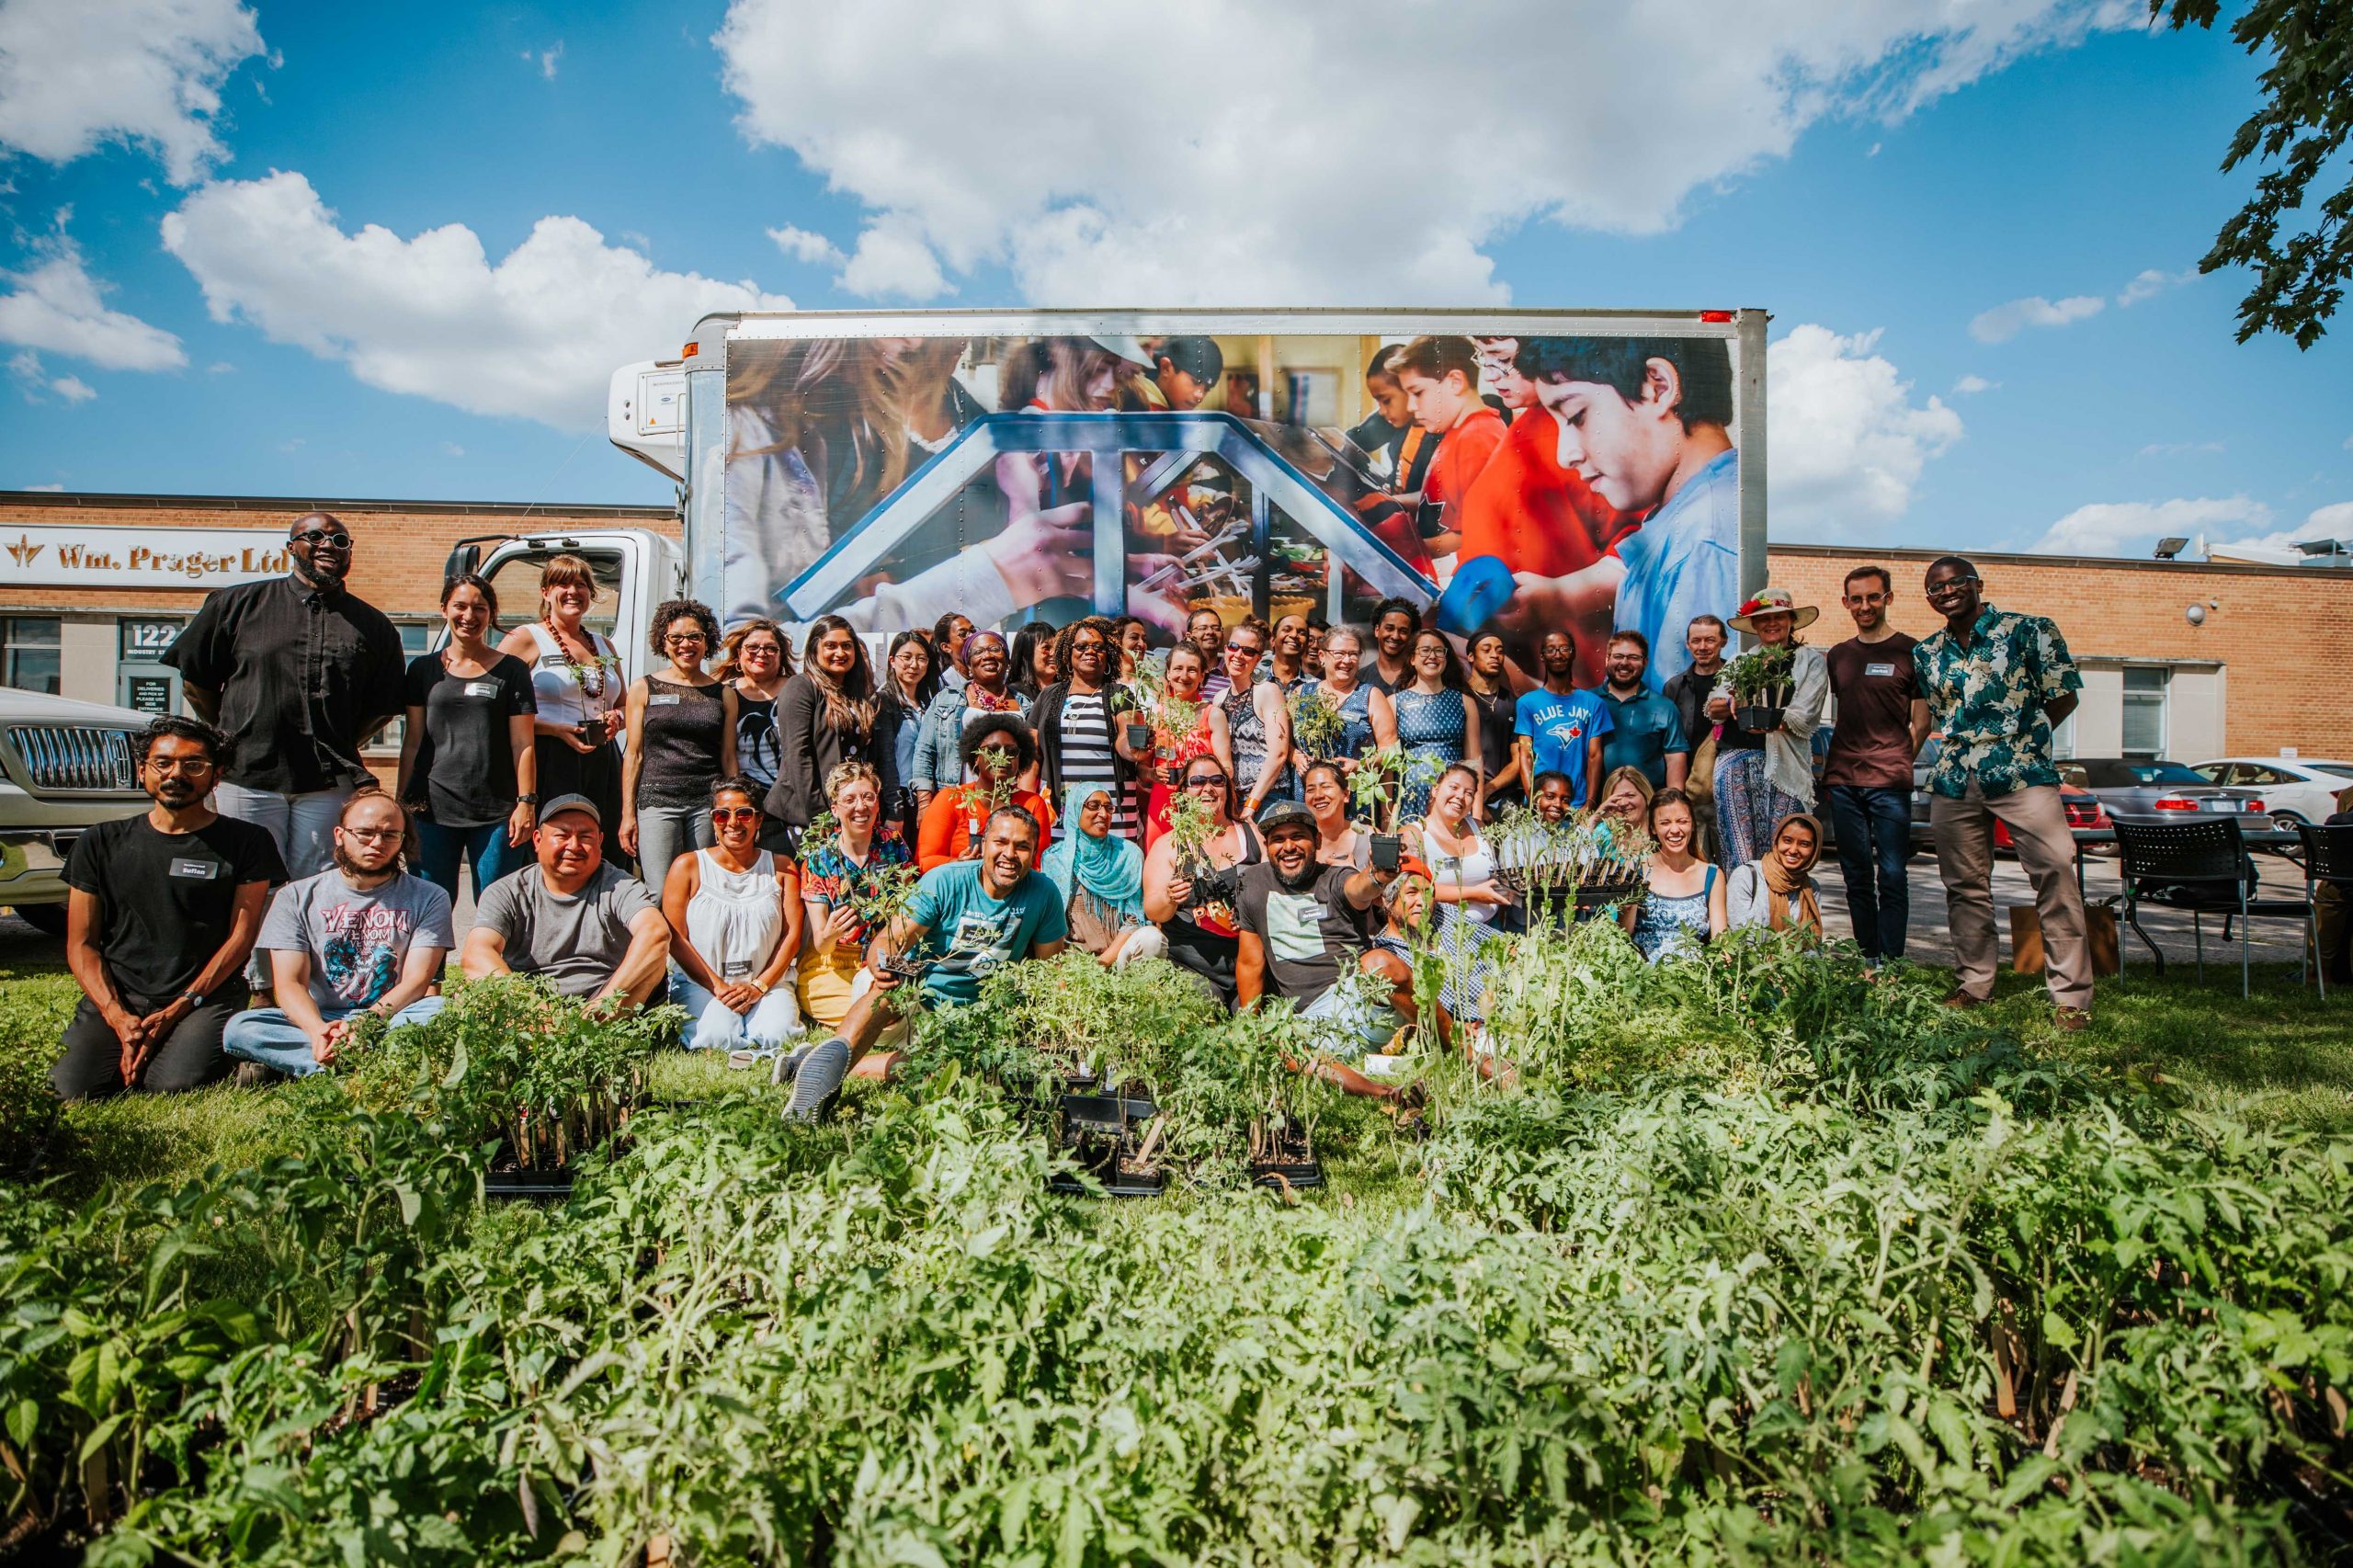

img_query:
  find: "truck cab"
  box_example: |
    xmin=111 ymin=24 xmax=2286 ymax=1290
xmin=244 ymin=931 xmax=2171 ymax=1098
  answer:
xmin=441 ymin=528 xmax=688 ymax=682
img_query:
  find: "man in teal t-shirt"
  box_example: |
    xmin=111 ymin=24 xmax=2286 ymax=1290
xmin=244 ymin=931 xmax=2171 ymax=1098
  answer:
xmin=778 ymin=806 xmax=1067 ymax=1121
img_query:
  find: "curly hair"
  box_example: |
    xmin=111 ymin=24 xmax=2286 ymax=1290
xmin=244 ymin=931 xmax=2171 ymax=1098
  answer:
xmin=961 ymin=711 xmax=1039 ymax=778
xmin=1049 ymin=616 xmax=1119 ymax=690
xmin=647 ymin=597 xmax=720 ymax=660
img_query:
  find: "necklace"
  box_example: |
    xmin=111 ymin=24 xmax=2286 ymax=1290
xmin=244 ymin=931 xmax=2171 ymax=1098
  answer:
xmin=547 ymin=619 xmax=616 ymax=700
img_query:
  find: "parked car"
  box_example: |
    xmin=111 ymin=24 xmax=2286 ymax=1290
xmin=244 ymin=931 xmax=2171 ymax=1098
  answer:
xmin=2061 ymin=757 xmax=2266 ymax=821
xmin=1903 ymin=737 xmax=2109 ymax=854
xmin=0 ymin=688 xmax=155 ymax=935
xmin=1993 ymin=783 xmax=2109 ymax=850
xmin=2188 ymin=756 xmax=2353 ymax=830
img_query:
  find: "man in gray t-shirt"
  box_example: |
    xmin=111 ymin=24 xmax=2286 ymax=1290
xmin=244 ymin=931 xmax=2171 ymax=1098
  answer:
xmin=461 ymin=795 xmax=668 ymax=1005
xmin=223 ymin=790 xmax=456 ymax=1079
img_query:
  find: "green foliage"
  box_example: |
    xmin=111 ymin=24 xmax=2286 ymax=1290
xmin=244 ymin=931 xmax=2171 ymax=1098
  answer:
xmin=2156 ymin=0 xmax=2352 ymax=347
xmin=1722 ymin=639 xmax=1796 ymax=703
xmin=1287 ymin=684 xmax=1347 ymax=762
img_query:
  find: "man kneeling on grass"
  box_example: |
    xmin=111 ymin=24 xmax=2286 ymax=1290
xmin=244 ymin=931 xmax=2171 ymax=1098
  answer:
xmin=460 ymin=794 xmax=670 ymax=1009
xmin=1235 ymin=801 xmax=1439 ymax=1106
xmin=780 ymin=805 xmax=1066 ymax=1122
xmin=223 ymin=790 xmax=454 ymax=1080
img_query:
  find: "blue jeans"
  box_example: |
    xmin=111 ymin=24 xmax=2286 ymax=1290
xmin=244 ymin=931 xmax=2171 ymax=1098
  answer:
xmin=1824 ymin=784 xmax=1911 ymax=960
xmin=222 ymin=996 xmax=446 ymax=1076
xmin=670 ymin=970 xmax=805 ymax=1052
xmin=415 ymin=819 xmax=518 ymax=903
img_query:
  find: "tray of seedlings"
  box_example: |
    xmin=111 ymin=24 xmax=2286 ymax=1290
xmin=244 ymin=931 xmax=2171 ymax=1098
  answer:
xmin=1248 ymin=1111 xmax=1324 ymax=1191
xmin=1049 ymin=1077 xmax=1168 ymax=1198
xmin=1488 ymin=804 xmax=1655 ymax=915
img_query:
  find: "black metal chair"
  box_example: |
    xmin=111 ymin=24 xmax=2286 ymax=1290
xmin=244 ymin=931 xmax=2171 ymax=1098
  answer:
xmin=2293 ymin=821 xmax=2353 ymax=1000
xmin=2112 ymin=815 xmax=2310 ymax=998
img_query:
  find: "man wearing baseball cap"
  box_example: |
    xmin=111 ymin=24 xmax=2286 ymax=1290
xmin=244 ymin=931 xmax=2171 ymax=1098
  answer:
xmin=460 ymin=793 xmax=670 ymax=1009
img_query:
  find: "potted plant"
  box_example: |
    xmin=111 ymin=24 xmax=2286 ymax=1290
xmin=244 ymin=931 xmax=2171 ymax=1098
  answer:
xmin=1723 ymin=641 xmax=1797 ymax=733
xmin=1163 ymin=786 xmax=1238 ymax=917
xmin=1486 ymin=803 xmax=1654 ymax=917
xmin=1348 ymin=746 xmax=1412 ymax=869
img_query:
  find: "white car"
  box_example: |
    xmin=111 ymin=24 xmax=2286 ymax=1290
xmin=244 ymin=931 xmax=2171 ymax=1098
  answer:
xmin=2190 ymin=756 xmax=2353 ymax=829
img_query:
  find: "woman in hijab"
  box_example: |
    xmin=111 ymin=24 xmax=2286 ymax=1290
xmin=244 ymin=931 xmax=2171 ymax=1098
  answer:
xmin=1726 ymin=812 xmax=1824 ymax=938
xmin=1040 ymin=783 xmax=1167 ymax=968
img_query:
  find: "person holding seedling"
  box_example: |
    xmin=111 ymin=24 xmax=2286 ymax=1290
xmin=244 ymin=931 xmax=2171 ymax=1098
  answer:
xmin=783 ymin=806 xmax=1066 ymax=1122
xmin=1140 ymin=643 xmax=1234 ymax=850
xmin=795 ymin=761 xmax=914 ymax=1033
xmin=1290 ymin=625 xmax=1396 ymax=778
xmin=917 ymin=718 xmax=1052 ymax=871
xmin=1705 ymin=587 xmax=1827 ymax=869
xmin=461 ymin=794 xmax=669 ymax=1008
xmin=913 ymin=629 xmax=1022 ymax=811
xmin=1142 ymin=757 xmax=1264 ymax=1006
xmin=662 ymin=777 xmax=805 ymax=1062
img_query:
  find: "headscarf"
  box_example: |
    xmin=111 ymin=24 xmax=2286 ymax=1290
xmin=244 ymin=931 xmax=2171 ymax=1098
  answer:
xmin=1758 ymin=812 xmax=1824 ymax=933
xmin=1040 ymin=784 xmax=1145 ymax=920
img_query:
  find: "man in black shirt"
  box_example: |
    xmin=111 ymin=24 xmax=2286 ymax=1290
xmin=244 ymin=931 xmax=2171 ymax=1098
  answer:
xmin=163 ymin=511 xmax=404 ymax=881
xmin=54 ymin=718 xmax=287 ymax=1098
xmin=1659 ymin=613 xmax=1729 ymax=860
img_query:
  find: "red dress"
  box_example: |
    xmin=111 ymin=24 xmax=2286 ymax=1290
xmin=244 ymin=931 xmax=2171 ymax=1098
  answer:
xmin=1142 ymin=708 xmax=1217 ymax=852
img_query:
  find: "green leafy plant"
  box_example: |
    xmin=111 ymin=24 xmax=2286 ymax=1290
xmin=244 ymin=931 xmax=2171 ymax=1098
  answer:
xmin=1347 ymin=744 xmax=1412 ymax=833
xmin=1287 ymin=684 xmax=1347 ymax=763
xmin=1723 ymin=640 xmax=1797 ymax=705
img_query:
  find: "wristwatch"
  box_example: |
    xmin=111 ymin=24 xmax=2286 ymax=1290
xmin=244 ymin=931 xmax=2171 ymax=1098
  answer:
xmin=177 ymin=989 xmax=205 ymax=1009
xmin=517 ymin=793 xmax=540 ymax=806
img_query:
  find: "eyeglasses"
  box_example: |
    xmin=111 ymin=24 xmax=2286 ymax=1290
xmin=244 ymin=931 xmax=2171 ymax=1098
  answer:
xmin=292 ymin=528 xmax=352 ymax=548
xmin=711 ymin=806 xmax=761 ymax=824
xmin=1071 ymin=638 xmax=1107 ymax=653
xmin=144 ymin=756 xmax=215 ymax=774
xmin=665 ymin=632 xmax=708 ymax=646
xmin=1926 ymin=577 xmax=1981 ymax=596
xmin=340 ymin=825 xmax=403 ymax=843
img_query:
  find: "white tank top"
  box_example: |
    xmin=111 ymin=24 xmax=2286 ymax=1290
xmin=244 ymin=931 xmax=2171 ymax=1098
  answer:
xmin=686 ymin=849 xmax=784 ymax=980
xmin=523 ymin=622 xmax=622 ymax=727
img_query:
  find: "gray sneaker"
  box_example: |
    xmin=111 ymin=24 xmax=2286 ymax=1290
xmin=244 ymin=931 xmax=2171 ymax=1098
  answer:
xmin=233 ymin=1061 xmax=280 ymax=1088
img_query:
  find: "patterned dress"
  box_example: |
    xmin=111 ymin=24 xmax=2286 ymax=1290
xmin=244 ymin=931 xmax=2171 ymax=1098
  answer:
xmin=1392 ymin=687 xmax=1468 ymax=822
xmin=1631 ymin=864 xmax=1718 ymax=962
xmin=1712 ymin=748 xmax=1807 ymax=870
xmin=1223 ymin=686 xmax=1290 ymax=804
xmin=1425 ymin=824 xmax=1498 ymax=1022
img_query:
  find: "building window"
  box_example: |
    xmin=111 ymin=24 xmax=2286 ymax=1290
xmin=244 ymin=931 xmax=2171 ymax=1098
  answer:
xmin=2121 ymin=666 xmax=2169 ymax=758
xmin=2 ymin=618 xmax=62 ymax=696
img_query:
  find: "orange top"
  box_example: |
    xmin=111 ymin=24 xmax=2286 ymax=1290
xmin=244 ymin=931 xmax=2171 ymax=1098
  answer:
xmin=1423 ymin=405 xmax=1508 ymax=537
xmin=1456 ymin=406 xmax=1633 ymax=580
xmin=917 ymin=785 xmax=1055 ymax=872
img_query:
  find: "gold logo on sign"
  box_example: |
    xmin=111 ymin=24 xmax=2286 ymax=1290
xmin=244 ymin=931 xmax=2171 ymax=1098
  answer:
xmin=5 ymin=537 xmax=42 ymax=567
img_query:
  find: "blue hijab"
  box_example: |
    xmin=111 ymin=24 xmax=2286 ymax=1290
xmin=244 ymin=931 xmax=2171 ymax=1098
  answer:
xmin=1040 ymin=783 xmax=1144 ymax=919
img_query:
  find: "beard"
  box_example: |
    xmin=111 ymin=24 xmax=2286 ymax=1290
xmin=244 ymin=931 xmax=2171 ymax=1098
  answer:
xmin=333 ymin=840 xmax=394 ymax=879
xmin=1273 ymin=854 xmax=1321 ymax=893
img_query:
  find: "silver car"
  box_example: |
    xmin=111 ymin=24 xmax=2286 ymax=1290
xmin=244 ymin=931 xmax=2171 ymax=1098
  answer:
xmin=2061 ymin=756 xmax=2266 ymax=821
xmin=0 ymin=689 xmax=155 ymax=934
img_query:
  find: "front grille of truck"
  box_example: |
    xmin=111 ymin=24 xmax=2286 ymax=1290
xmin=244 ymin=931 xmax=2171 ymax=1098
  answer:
xmin=6 ymin=725 xmax=142 ymax=791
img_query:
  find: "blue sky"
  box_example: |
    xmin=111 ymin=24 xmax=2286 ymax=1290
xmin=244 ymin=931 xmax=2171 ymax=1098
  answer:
xmin=0 ymin=0 xmax=2345 ymax=560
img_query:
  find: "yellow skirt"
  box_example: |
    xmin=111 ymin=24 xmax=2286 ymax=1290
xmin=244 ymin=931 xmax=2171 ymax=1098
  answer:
xmin=797 ymin=946 xmax=864 ymax=1034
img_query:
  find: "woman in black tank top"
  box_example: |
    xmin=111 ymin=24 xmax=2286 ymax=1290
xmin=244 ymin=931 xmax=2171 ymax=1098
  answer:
xmin=622 ymin=599 xmax=739 ymax=884
xmin=1139 ymin=756 xmax=1263 ymax=1006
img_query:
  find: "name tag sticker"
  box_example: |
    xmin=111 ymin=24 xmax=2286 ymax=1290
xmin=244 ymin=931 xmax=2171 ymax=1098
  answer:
xmin=650 ymin=694 xmax=680 ymax=707
xmin=463 ymin=681 xmax=500 ymax=698
xmin=1866 ymin=662 xmax=1898 ymax=677
xmin=168 ymin=858 xmax=219 ymax=880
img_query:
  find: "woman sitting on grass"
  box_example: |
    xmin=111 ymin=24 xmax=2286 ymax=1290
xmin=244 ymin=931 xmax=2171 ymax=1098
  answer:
xmin=1727 ymin=812 xmax=1824 ymax=940
xmin=795 ymin=762 xmax=911 ymax=1034
xmin=660 ymin=778 xmax=803 ymax=1062
xmin=1623 ymin=787 xmax=1724 ymax=962
xmin=1040 ymin=784 xmax=1165 ymax=969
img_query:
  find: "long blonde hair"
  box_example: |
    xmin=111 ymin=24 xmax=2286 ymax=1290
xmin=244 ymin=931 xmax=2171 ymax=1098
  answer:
xmin=727 ymin=336 xmax=969 ymax=506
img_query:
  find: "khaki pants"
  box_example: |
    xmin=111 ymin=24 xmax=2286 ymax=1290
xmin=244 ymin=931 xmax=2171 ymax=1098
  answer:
xmin=1930 ymin=782 xmax=2092 ymax=1009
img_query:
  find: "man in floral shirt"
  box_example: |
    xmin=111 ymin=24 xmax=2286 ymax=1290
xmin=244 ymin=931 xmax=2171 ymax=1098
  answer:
xmin=1912 ymin=557 xmax=2091 ymax=1027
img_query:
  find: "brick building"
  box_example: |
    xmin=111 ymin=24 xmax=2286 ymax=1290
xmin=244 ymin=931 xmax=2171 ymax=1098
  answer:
xmin=0 ymin=491 xmax=2344 ymax=764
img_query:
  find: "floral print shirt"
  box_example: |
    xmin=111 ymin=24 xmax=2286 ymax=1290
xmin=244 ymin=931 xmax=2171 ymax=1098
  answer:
xmin=1912 ymin=604 xmax=2082 ymax=798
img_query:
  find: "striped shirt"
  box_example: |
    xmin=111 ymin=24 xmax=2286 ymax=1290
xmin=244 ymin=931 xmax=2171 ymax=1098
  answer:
xmin=1053 ymin=688 xmax=1132 ymax=840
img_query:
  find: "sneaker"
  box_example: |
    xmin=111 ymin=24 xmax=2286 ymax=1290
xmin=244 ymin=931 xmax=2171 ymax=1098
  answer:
xmin=233 ymin=1061 xmax=280 ymax=1088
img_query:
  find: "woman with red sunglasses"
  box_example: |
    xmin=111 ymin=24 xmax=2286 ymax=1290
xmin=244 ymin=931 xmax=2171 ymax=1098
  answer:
xmin=660 ymin=776 xmax=805 ymax=1063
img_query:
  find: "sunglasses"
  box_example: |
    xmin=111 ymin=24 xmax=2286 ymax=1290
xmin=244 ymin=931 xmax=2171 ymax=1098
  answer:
xmin=1224 ymin=642 xmax=1262 ymax=656
xmin=292 ymin=528 xmax=352 ymax=548
xmin=711 ymin=806 xmax=761 ymax=824
xmin=1184 ymin=773 xmax=1229 ymax=790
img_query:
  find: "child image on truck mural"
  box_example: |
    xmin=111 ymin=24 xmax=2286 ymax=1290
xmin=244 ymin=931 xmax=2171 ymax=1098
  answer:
xmin=721 ymin=326 xmax=1741 ymax=696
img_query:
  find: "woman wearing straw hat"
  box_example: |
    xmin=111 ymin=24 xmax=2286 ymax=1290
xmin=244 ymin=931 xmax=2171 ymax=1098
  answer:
xmin=1704 ymin=587 xmax=1829 ymax=869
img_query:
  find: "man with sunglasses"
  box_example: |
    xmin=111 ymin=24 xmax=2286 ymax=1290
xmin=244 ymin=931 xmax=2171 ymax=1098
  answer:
xmin=1913 ymin=556 xmax=2091 ymax=1027
xmin=1824 ymin=565 xmax=1931 ymax=966
xmin=163 ymin=511 xmax=405 ymax=883
xmin=222 ymin=790 xmax=454 ymax=1081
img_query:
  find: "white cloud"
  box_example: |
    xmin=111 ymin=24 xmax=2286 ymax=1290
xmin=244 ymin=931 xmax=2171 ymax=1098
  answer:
xmin=2305 ymin=501 xmax=2353 ymax=539
xmin=442 ymin=441 xmax=466 ymax=458
xmin=767 ymin=223 xmax=842 ymax=265
xmin=2029 ymin=495 xmax=2272 ymax=556
xmin=161 ymin=170 xmax=795 ymax=429
xmin=1968 ymin=293 xmax=2105 ymax=344
xmin=1767 ymin=324 xmax=1963 ymax=537
xmin=836 ymin=216 xmax=951 ymax=300
xmin=205 ymin=359 xmax=233 ymax=372
xmin=523 ymin=41 xmax=563 ymax=80
xmin=0 ymin=218 xmax=187 ymax=370
xmin=715 ymin=0 xmax=2132 ymax=304
xmin=0 ymin=0 xmax=265 ymax=184
xmin=2118 ymin=267 xmax=2189 ymax=306
xmin=6 ymin=345 xmax=97 ymax=403
xmin=22 ymin=482 xmax=63 ymax=491
xmin=1951 ymin=374 xmax=1996 ymax=395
